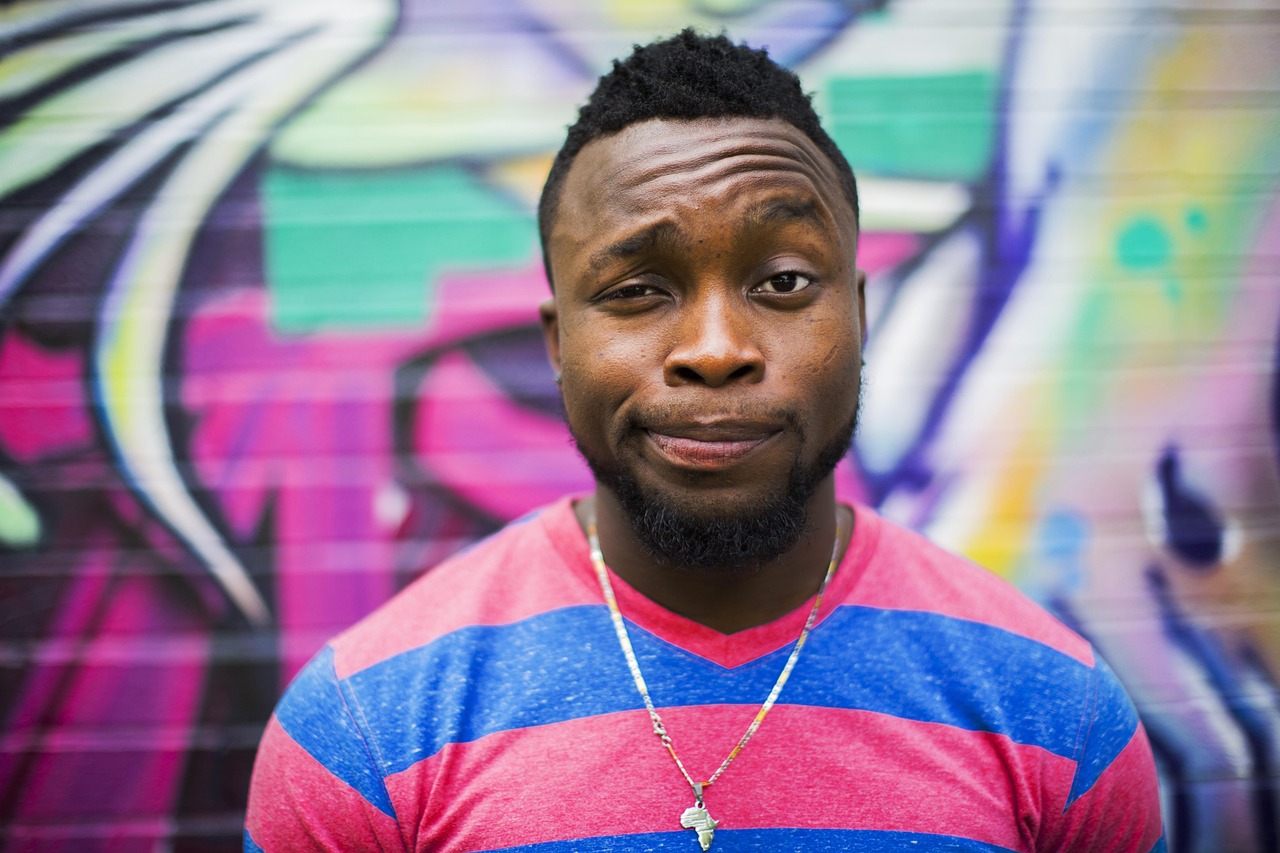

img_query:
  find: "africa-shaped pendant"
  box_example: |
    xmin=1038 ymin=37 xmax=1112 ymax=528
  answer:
xmin=679 ymin=802 xmax=718 ymax=851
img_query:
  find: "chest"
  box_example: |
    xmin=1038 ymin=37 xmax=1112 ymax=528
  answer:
xmin=379 ymin=632 xmax=1057 ymax=852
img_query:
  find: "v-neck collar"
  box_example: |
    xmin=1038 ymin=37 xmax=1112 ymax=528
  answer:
xmin=541 ymin=495 xmax=882 ymax=669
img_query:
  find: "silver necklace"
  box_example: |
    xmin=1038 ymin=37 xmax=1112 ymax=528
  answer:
xmin=586 ymin=509 xmax=845 ymax=851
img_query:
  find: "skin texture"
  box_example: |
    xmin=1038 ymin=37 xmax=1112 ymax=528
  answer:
xmin=540 ymin=117 xmax=866 ymax=633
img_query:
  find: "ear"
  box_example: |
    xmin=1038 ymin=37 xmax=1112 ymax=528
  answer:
xmin=854 ymin=268 xmax=868 ymax=350
xmin=539 ymin=297 xmax=562 ymax=377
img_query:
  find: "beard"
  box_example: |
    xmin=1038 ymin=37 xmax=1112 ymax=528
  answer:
xmin=572 ymin=388 xmax=861 ymax=572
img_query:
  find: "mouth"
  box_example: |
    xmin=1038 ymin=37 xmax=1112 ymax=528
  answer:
xmin=643 ymin=421 xmax=782 ymax=470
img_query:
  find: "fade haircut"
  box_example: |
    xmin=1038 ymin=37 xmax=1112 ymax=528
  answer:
xmin=537 ymin=28 xmax=859 ymax=288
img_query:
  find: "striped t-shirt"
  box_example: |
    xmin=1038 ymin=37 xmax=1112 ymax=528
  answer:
xmin=246 ymin=497 xmax=1164 ymax=852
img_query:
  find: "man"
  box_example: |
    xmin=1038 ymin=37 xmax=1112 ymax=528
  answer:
xmin=246 ymin=30 xmax=1164 ymax=852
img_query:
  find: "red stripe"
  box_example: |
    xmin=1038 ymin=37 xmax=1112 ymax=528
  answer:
xmin=547 ymin=500 xmax=1093 ymax=670
xmin=247 ymin=717 xmax=405 ymax=852
xmin=849 ymin=513 xmax=1094 ymax=665
xmin=388 ymin=704 xmax=1076 ymax=852
xmin=331 ymin=498 xmax=598 ymax=679
xmin=334 ymin=499 xmax=1091 ymax=684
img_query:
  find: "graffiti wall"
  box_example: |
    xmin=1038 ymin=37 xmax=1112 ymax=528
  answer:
xmin=2 ymin=0 xmax=1277 ymax=849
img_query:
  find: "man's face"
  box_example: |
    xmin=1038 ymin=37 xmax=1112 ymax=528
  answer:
xmin=541 ymin=117 xmax=865 ymax=564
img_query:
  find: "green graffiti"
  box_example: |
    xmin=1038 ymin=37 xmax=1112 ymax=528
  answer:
xmin=264 ymin=165 xmax=536 ymax=332
xmin=0 ymin=473 xmax=40 ymax=548
xmin=825 ymin=72 xmax=997 ymax=181
xmin=1185 ymin=206 xmax=1208 ymax=233
xmin=1115 ymin=216 xmax=1173 ymax=271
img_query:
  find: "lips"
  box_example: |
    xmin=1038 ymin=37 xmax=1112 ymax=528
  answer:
xmin=644 ymin=422 xmax=781 ymax=469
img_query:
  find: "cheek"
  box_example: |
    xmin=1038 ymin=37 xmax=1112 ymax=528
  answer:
xmin=556 ymin=332 xmax=635 ymax=434
xmin=782 ymin=318 xmax=861 ymax=413
xmin=559 ymin=325 xmax=652 ymax=393
xmin=785 ymin=313 xmax=859 ymax=373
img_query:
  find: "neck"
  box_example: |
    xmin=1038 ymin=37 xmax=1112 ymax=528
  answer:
xmin=576 ymin=481 xmax=849 ymax=634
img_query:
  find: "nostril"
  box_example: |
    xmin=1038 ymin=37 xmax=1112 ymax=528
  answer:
xmin=666 ymin=342 xmax=766 ymax=385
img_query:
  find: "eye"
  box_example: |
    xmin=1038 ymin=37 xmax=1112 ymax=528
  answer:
xmin=607 ymin=283 xmax=661 ymax=300
xmin=594 ymin=281 xmax=670 ymax=311
xmin=753 ymin=272 xmax=814 ymax=294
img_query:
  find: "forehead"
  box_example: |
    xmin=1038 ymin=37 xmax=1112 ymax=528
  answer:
xmin=549 ymin=117 xmax=855 ymax=268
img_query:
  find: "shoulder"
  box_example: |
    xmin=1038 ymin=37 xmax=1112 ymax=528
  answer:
xmin=847 ymin=507 xmax=1094 ymax=665
xmin=839 ymin=508 xmax=1161 ymax=843
xmin=328 ymin=496 xmax=598 ymax=679
xmin=830 ymin=509 xmax=1162 ymax=845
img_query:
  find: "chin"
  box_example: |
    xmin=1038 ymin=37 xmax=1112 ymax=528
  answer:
xmin=573 ymin=401 xmax=858 ymax=569
xmin=592 ymin=459 xmax=824 ymax=570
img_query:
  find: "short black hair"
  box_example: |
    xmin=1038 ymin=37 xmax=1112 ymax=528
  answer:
xmin=537 ymin=28 xmax=859 ymax=288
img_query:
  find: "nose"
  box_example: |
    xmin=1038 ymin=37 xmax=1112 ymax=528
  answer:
xmin=663 ymin=293 xmax=764 ymax=387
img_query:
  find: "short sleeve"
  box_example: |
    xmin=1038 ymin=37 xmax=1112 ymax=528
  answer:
xmin=245 ymin=646 xmax=407 ymax=853
xmin=1040 ymin=654 xmax=1165 ymax=852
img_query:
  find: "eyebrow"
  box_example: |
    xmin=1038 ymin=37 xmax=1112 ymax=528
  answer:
xmin=742 ymin=198 xmax=829 ymax=233
xmin=584 ymin=197 xmax=832 ymax=276
xmin=587 ymin=221 xmax=689 ymax=276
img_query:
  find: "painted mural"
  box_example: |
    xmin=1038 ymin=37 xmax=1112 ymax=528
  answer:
xmin=1 ymin=0 xmax=1277 ymax=849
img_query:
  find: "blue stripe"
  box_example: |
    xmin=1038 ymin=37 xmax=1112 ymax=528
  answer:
xmin=344 ymin=605 xmax=1118 ymax=775
xmin=275 ymin=646 xmax=396 ymax=817
xmin=344 ymin=606 xmax=641 ymax=773
xmin=796 ymin=607 xmax=1095 ymax=758
xmin=1147 ymin=835 xmax=1168 ymax=853
xmin=1067 ymin=653 xmax=1141 ymax=805
xmin=243 ymin=830 xmax=264 ymax=853
xmin=488 ymin=828 xmax=1016 ymax=852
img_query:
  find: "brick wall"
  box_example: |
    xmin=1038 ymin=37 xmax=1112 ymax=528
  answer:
xmin=1 ymin=1 xmax=1277 ymax=850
